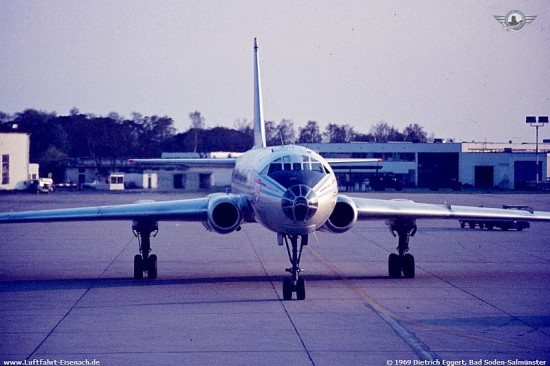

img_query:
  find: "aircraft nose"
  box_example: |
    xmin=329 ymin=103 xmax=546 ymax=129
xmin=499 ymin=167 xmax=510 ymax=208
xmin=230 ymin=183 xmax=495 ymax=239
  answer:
xmin=282 ymin=184 xmax=318 ymax=222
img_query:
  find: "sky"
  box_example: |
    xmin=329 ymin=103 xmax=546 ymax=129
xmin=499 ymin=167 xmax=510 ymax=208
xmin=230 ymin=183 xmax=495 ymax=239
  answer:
xmin=1 ymin=0 xmax=549 ymax=143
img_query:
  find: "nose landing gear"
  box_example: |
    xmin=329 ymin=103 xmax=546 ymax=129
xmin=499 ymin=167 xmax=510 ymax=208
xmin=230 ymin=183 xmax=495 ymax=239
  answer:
xmin=281 ymin=234 xmax=308 ymax=300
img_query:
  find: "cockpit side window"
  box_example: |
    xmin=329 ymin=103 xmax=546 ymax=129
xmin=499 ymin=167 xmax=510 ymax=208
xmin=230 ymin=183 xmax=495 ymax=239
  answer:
xmin=311 ymin=162 xmax=323 ymax=172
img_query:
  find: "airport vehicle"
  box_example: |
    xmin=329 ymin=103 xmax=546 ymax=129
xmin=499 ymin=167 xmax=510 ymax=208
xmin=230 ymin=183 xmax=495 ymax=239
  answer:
xmin=28 ymin=177 xmax=54 ymax=193
xmin=459 ymin=219 xmax=530 ymax=231
xmin=459 ymin=205 xmax=532 ymax=231
xmin=368 ymin=174 xmax=403 ymax=191
xmin=1 ymin=40 xmax=550 ymax=300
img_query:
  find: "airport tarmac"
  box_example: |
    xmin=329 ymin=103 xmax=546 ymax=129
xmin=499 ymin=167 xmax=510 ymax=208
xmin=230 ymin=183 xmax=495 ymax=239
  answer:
xmin=1 ymin=191 xmax=549 ymax=365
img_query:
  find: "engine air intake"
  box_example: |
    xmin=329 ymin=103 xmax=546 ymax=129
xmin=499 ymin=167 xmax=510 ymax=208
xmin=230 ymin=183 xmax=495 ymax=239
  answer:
xmin=282 ymin=184 xmax=318 ymax=222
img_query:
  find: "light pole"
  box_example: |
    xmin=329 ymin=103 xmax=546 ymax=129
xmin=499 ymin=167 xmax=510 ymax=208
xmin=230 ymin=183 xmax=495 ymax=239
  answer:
xmin=526 ymin=116 xmax=549 ymax=185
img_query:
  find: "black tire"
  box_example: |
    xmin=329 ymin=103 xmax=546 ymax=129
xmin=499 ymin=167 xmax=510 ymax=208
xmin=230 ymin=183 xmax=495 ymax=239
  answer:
xmin=402 ymin=254 xmax=415 ymax=278
xmin=296 ymin=277 xmax=306 ymax=300
xmin=134 ymin=255 xmax=143 ymax=279
xmin=388 ymin=253 xmax=402 ymax=278
xmin=282 ymin=277 xmax=293 ymax=300
xmin=147 ymin=254 xmax=158 ymax=279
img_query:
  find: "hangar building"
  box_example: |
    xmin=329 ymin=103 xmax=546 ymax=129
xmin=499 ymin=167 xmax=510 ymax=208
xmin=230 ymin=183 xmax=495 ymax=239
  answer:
xmin=64 ymin=142 xmax=549 ymax=191
xmin=302 ymin=142 xmax=549 ymax=190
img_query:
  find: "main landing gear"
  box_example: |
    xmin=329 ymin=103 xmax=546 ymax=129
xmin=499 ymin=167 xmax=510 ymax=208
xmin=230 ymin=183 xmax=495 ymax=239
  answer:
xmin=387 ymin=219 xmax=417 ymax=279
xmin=132 ymin=219 xmax=159 ymax=279
xmin=280 ymin=234 xmax=308 ymax=300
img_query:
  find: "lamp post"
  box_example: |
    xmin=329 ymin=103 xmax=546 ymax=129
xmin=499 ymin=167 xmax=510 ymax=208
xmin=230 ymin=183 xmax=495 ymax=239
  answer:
xmin=526 ymin=116 xmax=548 ymax=185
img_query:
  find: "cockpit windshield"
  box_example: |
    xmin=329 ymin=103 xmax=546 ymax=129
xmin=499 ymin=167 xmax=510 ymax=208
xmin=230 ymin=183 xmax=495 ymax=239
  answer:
xmin=263 ymin=155 xmax=329 ymax=188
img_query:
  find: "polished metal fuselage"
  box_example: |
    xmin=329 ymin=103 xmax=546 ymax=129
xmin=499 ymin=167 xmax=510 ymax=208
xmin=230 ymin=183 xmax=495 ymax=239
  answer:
xmin=232 ymin=145 xmax=338 ymax=235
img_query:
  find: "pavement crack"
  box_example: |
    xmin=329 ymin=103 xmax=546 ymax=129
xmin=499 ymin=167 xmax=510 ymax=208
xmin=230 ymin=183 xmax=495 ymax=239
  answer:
xmin=26 ymin=282 xmax=94 ymax=361
xmin=26 ymin=235 xmax=134 ymax=360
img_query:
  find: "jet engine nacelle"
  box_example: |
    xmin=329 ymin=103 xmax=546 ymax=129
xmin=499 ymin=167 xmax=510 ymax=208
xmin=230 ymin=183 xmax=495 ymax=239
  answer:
xmin=321 ymin=194 xmax=358 ymax=233
xmin=203 ymin=194 xmax=242 ymax=234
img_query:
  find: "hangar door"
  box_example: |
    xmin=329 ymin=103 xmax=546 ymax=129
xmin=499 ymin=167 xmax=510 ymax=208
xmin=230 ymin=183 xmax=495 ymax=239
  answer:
xmin=474 ymin=166 xmax=494 ymax=188
xmin=417 ymin=153 xmax=459 ymax=189
xmin=514 ymin=161 xmax=538 ymax=189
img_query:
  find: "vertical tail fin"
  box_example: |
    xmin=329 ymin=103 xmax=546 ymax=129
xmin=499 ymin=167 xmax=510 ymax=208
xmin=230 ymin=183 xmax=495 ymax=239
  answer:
xmin=253 ymin=38 xmax=266 ymax=148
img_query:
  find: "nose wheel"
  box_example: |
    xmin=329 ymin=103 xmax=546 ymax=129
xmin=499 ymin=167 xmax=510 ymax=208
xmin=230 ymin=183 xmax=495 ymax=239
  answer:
xmin=281 ymin=234 xmax=308 ymax=300
xmin=283 ymin=276 xmax=306 ymax=301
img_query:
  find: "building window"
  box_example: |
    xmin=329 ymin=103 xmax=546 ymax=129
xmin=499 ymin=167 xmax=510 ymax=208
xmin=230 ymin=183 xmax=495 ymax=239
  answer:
xmin=110 ymin=176 xmax=124 ymax=184
xmin=2 ymin=154 xmax=9 ymax=185
xmin=173 ymin=173 xmax=186 ymax=189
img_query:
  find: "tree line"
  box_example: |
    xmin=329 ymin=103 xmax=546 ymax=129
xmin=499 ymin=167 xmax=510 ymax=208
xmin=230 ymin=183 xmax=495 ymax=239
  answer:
xmin=0 ymin=108 xmax=429 ymax=179
xmin=269 ymin=120 xmax=428 ymax=145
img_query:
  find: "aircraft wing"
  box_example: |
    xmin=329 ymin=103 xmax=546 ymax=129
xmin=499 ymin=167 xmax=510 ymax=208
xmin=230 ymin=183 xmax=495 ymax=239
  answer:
xmin=129 ymin=158 xmax=236 ymax=168
xmin=350 ymin=197 xmax=550 ymax=222
xmin=0 ymin=197 xmax=210 ymax=224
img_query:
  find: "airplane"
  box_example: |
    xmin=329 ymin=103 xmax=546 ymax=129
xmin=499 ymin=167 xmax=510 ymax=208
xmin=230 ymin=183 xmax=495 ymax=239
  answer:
xmin=2 ymin=38 xmax=550 ymax=300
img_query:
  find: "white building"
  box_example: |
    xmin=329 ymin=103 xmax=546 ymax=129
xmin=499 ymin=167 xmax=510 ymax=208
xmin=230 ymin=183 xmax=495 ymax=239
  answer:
xmin=64 ymin=157 xmax=230 ymax=191
xmin=0 ymin=133 xmax=36 ymax=191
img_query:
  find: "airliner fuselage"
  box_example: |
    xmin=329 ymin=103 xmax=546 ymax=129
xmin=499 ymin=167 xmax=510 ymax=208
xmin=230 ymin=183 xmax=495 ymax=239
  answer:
xmin=232 ymin=145 xmax=338 ymax=235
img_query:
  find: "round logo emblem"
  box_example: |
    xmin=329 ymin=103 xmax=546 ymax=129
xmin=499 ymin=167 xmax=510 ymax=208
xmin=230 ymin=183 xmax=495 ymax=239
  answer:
xmin=494 ymin=10 xmax=537 ymax=31
xmin=504 ymin=10 xmax=526 ymax=30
